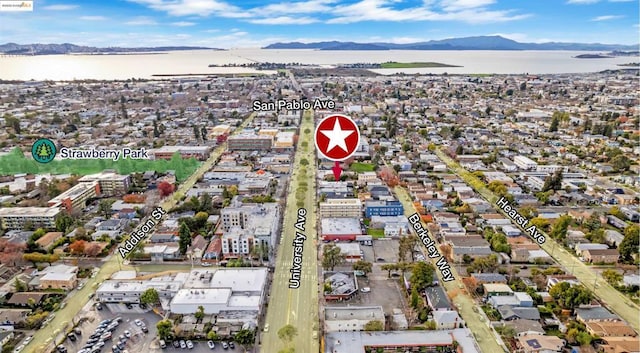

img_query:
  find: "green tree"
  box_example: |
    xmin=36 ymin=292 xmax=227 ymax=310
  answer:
xmin=178 ymin=221 xmax=192 ymax=255
xmin=601 ymin=269 xmax=623 ymax=286
xmin=410 ymin=287 xmax=421 ymax=310
xmin=583 ymin=213 xmax=602 ymax=231
xmin=321 ymin=244 xmax=345 ymax=271
xmin=195 ymin=305 xmax=205 ymax=321
xmin=398 ymin=235 xmax=418 ymax=262
xmin=611 ymin=154 xmax=631 ymax=172
xmin=542 ymin=170 xmax=563 ymax=192
xmin=156 ymin=319 xmax=173 ymax=340
xmin=207 ymin=330 xmax=219 ymax=341
xmin=550 ymin=215 xmax=572 ymax=241
xmin=98 ymin=200 xmax=114 ymax=219
xmin=13 ymin=278 xmax=27 ymax=292
xmin=549 ymin=282 xmax=592 ymax=310
xmin=277 ymin=324 xmax=298 ymax=347
xmin=619 ymin=224 xmax=639 ymax=261
xmin=233 ymin=328 xmax=255 ymax=347
xmin=549 ymin=116 xmax=559 ymax=132
xmin=363 ymin=320 xmax=384 ymax=331
xmin=140 ymin=288 xmax=159 ymax=305
xmin=410 ymin=262 xmax=435 ymax=292
xmin=352 ymin=260 xmax=373 ymax=276
xmin=55 ymin=213 xmax=75 ymax=233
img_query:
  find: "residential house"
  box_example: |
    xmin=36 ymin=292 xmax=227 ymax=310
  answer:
xmin=582 ymin=249 xmax=619 ymax=264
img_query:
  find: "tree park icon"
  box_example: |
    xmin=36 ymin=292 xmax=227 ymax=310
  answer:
xmin=31 ymin=138 xmax=57 ymax=163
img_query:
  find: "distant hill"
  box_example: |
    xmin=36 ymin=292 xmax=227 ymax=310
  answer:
xmin=264 ymin=36 xmax=638 ymax=51
xmin=0 ymin=43 xmax=217 ymax=55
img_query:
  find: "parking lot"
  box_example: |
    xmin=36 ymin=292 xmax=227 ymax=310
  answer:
xmin=59 ymin=302 xmax=245 ymax=353
xmin=371 ymin=238 xmax=399 ymax=263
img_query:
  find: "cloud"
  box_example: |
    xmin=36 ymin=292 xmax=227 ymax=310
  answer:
xmin=253 ymin=0 xmax=338 ymax=15
xmin=591 ymin=15 xmax=623 ymax=21
xmin=41 ymin=4 xmax=79 ymax=10
xmin=127 ymin=0 xmax=250 ymax=18
xmin=124 ymin=16 xmax=158 ymax=25
xmin=171 ymin=21 xmax=196 ymax=26
xmin=489 ymin=32 xmax=528 ymax=41
xmin=440 ymin=0 xmax=496 ymax=11
xmin=79 ymin=16 xmax=107 ymax=21
xmin=327 ymin=0 xmax=530 ymax=24
xmin=248 ymin=16 xmax=319 ymax=24
xmin=566 ymin=0 xmax=599 ymax=3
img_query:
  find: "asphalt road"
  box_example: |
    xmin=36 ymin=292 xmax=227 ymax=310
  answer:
xmin=434 ymin=148 xmax=640 ymax=332
xmin=25 ymin=113 xmax=257 ymax=353
xmin=261 ymin=110 xmax=319 ymax=353
xmin=394 ymin=186 xmax=507 ymax=353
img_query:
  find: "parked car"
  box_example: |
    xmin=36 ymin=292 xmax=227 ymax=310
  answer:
xmin=172 ymin=341 xmax=180 ymax=348
xmin=186 ymin=340 xmax=194 ymax=349
xmin=134 ymin=319 xmax=143 ymax=326
xmin=360 ymin=287 xmax=371 ymax=293
xmin=67 ymin=333 xmax=76 ymax=341
xmin=207 ymin=341 xmax=215 ymax=349
xmin=221 ymin=342 xmax=229 ymax=349
xmin=228 ymin=342 xmax=235 ymax=349
xmin=124 ymin=330 xmax=132 ymax=338
xmin=179 ymin=340 xmax=186 ymax=349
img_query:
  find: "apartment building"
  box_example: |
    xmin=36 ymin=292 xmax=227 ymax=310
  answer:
xmin=0 ymin=207 xmax=61 ymax=230
xmin=78 ymin=172 xmax=131 ymax=196
xmin=48 ymin=182 xmax=100 ymax=213
xmin=319 ymin=199 xmax=363 ymax=218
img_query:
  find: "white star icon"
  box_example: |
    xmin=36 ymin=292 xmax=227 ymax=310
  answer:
xmin=321 ymin=118 xmax=355 ymax=152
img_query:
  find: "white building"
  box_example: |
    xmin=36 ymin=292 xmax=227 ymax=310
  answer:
xmin=324 ymin=306 xmax=385 ymax=332
xmin=319 ymin=199 xmax=362 ymax=218
xmin=513 ymin=156 xmax=538 ymax=170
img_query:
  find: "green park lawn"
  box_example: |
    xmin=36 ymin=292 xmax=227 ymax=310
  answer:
xmin=0 ymin=148 xmax=200 ymax=181
xmin=366 ymin=228 xmax=386 ymax=239
xmin=350 ymin=162 xmax=376 ymax=173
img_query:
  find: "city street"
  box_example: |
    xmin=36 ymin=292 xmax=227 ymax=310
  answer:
xmin=434 ymin=148 xmax=640 ymax=332
xmin=261 ymin=110 xmax=319 ymax=353
xmin=395 ymin=186 xmax=507 ymax=353
xmin=24 ymin=113 xmax=257 ymax=353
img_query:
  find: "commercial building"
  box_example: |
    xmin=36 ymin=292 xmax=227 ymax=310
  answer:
xmin=364 ymin=200 xmax=404 ymax=217
xmin=227 ymin=134 xmax=273 ymax=151
xmin=319 ymin=199 xmax=362 ymax=218
xmin=78 ymin=172 xmax=131 ymax=196
xmin=151 ymin=145 xmax=211 ymax=161
xmin=321 ymin=218 xmax=362 ymax=241
xmin=324 ymin=329 xmax=478 ymax=353
xmin=324 ymin=306 xmax=385 ymax=332
xmin=96 ymin=280 xmax=182 ymax=303
xmin=171 ymin=268 xmax=268 ymax=316
xmin=0 ymin=207 xmax=61 ymax=230
xmin=48 ymin=182 xmax=100 ymax=213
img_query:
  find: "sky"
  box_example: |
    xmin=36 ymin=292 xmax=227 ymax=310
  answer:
xmin=0 ymin=0 xmax=638 ymax=48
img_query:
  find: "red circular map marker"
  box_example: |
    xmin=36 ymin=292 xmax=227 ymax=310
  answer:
xmin=314 ymin=114 xmax=360 ymax=161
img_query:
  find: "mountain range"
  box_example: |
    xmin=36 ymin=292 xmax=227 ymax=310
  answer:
xmin=263 ymin=36 xmax=638 ymax=51
xmin=0 ymin=43 xmax=215 ymax=55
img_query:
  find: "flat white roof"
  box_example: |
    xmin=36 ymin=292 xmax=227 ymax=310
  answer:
xmin=172 ymin=288 xmax=231 ymax=305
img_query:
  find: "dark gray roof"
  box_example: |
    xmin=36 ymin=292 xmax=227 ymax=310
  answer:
xmin=471 ymin=273 xmax=507 ymax=283
xmin=575 ymin=307 xmax=618 ymax=321
xmin=425 ymin=285 xmax=452 ymax=310
xmin=498 ymin=306 xmax=540 ymax=321
xmin=506 ymin=319 xmax=544 ymax=335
